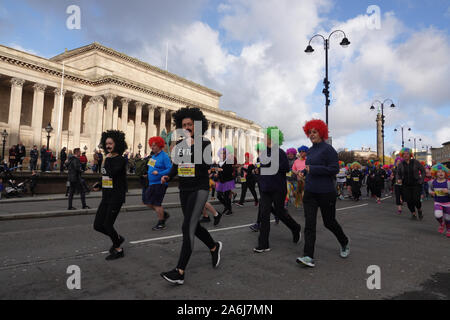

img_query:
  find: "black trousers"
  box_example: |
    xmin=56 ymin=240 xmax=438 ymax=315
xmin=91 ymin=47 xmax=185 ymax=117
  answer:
xmin=30 ymin=160 xmax=37 ymax=171
xmin=303 ymin=191 xmax=348 ymax=259
xmin=403 ymin=185 xmax=422 ymax=213
xmin=394 ymin=185 xmax=403 ymax=205
xmin=68 ymin=181 xmax=86 ymax=208
xmin=94 ymin=200 xmax=123 ymax=248
xmin=258 ymin=190 xmax=300 ymax=248
xmin=239 ymin=179 xmax=258 ymax=204
xmin=217 ymin=190 xmax=232 ymax=211
xmin=177 ymin=189 xmax=215 ymax=270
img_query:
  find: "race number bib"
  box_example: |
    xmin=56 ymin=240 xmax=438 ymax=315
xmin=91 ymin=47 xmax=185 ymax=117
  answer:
xmin=148 ymin=158 xmax=156 ymax=167
xmin=286 ymin=172 xmax=293 ymax=177
xmin=256 ymin=162 xmax=261 ymax=168
xmin=241 ymin=177 xmax=247 ymax=183
xmin=435 ymin=189 xmax=448 ymax=196
xmin=178 ymin=163 xmax=195 ymax=177
xmin=353 ymin=177 xmax=360 ymax=182
xmin=102 ymin=176 xmax=113 ymax=189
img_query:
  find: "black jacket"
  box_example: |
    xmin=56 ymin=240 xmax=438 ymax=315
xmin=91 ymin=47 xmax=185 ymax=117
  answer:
xmin=68 ymin=156 xmax=82 ymax=183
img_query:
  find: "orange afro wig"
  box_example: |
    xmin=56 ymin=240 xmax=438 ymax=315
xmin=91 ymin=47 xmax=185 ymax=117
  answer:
xmin=148 ymin=136 xmax=165 ymax=149
xmin=303 ymin=119 xmax=329 ymax=141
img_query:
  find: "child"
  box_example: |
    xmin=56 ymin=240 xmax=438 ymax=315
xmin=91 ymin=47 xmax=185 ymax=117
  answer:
xmin=336 ymin=161 xmax=347 ymax=200
xmin=423 ymin=165 xmax=432 ymax=200
xmin=428 ymin=163 xmax=450 ymax=237
xmin=350 ymin=162 xmax=364 ymax=201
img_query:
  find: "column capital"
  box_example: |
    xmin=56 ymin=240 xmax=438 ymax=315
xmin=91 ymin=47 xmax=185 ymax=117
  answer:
xmin=11 ymin=78 xmax=25 ymax=87
xmin=121 ymin=97 xmax=132 ymax=105
xmin=72 ymin=92 xmax=84 ymax=101
xmin=147 ymin=104 xmax=156 ymax=111
xmin=89 ymin=96 xmax=104 ymax=104
xmin=53 ymin=88 xmax=67 ymax=96
xmin=135 ymin=101 xmax=145 ymax=108
xmin=220 ymin=123 xmax=227 ymax=128
xmin=33 ymin=83 xmax=47 ymax=92
xmin=158 ymin=106 xmax=167 ymax=112
xmin=104 ymin=93 xmax=117 ymax=101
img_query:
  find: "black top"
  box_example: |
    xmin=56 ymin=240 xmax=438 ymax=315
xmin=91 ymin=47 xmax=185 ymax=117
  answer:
xmin=168 ymin=138 xmax=212 ymax=192
xmin=218 ymin=162 xmax=234 ymax=183
xmin=102 ymin=155 xmax=128 ymax=204
xmin=241 ymin=163 xmax=256 ymax=181
xmin=68 ymin=156 xmax=82 ymax=183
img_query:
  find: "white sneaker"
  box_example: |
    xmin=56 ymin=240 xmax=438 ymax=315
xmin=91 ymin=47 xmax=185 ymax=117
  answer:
xmin=340 ymin=239 xmax=350 ymax=258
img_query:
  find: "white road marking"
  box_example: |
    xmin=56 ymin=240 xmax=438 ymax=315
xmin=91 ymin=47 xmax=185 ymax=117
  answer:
xmin=130 ymin=202 xmax=370 ymax=245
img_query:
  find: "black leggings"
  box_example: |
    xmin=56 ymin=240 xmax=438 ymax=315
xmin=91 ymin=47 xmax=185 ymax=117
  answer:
xmin=394 ymin=185 xmax=403 ymax=205
xmin=239 ymin=180 xmax=258 ymax=203
xmin=94 ymin=200 xmax=123 ymax=248
xmin=217 ymin=190 xmax=232 ymax=211
xmin=177 ymin=189 xmax=216 ymax=270
xmin=403 ymin=185 xmax=422 ymax=213
xmin=303 ymin=191 xmax=348 ymax=259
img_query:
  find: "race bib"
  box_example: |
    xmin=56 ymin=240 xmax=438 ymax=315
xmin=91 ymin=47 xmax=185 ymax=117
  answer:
xmin=435 ymin=189 xmax=448 ymax=196
xmin=102 ymin=176 xmax=113 ymax=189
xmin=148 ymin=158 xmax=156 ymax=167
xmin=178 ymin=163 xmax=195 ymax=177
xmin=241 ymin=177 xmax=246 ymax=183
xmin=286 ymin=172 xmax=293 ymax=177
xmin=353 ymin=177 xmax=360 ymax=182
xmin=256 ymin=162 xmax=261 ymax=168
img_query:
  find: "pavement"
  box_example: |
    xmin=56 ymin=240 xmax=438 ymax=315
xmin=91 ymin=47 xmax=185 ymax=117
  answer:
xmin=0 ymin=191 xmax=449 ymax=300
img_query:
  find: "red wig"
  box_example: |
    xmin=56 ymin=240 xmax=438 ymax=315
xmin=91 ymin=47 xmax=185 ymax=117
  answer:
xmin=148 ymin=136 xmax=165 ymax=149
xmin=303 ymin=119 xmax=329 ymax=141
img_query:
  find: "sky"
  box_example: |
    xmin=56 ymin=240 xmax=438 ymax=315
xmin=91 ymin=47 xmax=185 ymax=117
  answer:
xmin=0 ymin=0 xmax=449 ymax=154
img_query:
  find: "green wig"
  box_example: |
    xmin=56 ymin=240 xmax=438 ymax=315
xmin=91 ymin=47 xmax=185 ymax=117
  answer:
xmin=265 ymin=126 xmax=284 ymax=146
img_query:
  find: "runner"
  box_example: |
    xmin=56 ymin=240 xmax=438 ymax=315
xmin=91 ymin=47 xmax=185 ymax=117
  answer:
xmin=392 ymin=157 xmax=404 ymax=214
xmin=285 ymin=148 xmax=300 ymax=208
xmin=395 ymin=148 xmax=426 ymax=220
xmin=249 ymin=142 xmax=267 ymax=232
xmin=366 ymin=160 xmax=376 ymax=197
xmin=144 ymin=136 xmax=172 ymax=231
xmin=296 ymin=119 xmax=349 ymax=268
xmin=428 ymin=163 xmax=450 ymax=237
xmin=160 ymin=106 xmax=222 ymax=285
xmin=350 ymin=162 xmax=363 ymax=201
xmin=291 ymin=146 xmax=308 ymax=205
xmin=373 ymin=162 xmax=386 ymax=204
xmin=236 ymin=152 xmax=259 ymax=207
xmin=93 ymin=130 xmax=128 ymax=260
xmin=200 ymin=201 xmax=223 ymax=226
xmin=336 ymin=161 xmax=347 ymax=200
xmin=216 ymin=147 xmax=235 ymax=215
xmin=254 ymin=126 xmax=301 ymax=253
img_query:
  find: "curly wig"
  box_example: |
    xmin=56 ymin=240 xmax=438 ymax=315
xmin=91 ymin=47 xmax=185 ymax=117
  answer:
xmin=100 ymin=130 xmax=127 ymax=155
xmin=298 ymin=145 xmax=309 ymax=153
xmin=286 ymin=148 xmax=297 ymax=155
xmin=430 ymin=163 xmax=449 ymax=178
xmin=172 ymin=106 xmax=208 ymax=134
xmin=303 ymin=119 xmax=329 ymax=141
xmin=374 ymin=161 xmax=381 ymax=168
xmin=351 ymin=162 xmax=361 ymax=169
xmin=225 ymin=145 xmax=234 ymax=155
xmin=338 ymin=161 xmax=345 ymax=168
xmin=148 ymin=136 xmax=165 ymax=149
xmin=399 ymin=148 xmax=413 ymax=158
xmin=265 ymin=126 xmax=284 ymax=146
xmin=255 ymin=142 xmax=266 ymax=152
xmin=394 ymin=156 xmax=402 ymax=164
xmin=217 ymin=147 xmax=232 ymax=159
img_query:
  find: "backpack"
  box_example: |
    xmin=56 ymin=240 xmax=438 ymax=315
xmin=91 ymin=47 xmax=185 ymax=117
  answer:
xmin=135 ymin=156 xmax=150 ymax=177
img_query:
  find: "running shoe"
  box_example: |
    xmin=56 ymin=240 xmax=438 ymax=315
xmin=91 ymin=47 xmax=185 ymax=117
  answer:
xmin=67 ymin=207 xmax=77 ymax=210
xmin=211 ymin=241 xmax=222 ymax=268
xmin=339 ymin=195 xmax=345 ymax=200
xmin=253 ymin=247 xmax=271 ymax=253
xmin=418 ymin=209 xmax=423 ymax=221
xmin=438 ymin=223 xmax=445 ymax=234
xmin=200 ymin=216 xmax=211 ymax=223
xmin=411 ymin=214 xmax=418 ymax=220
xmin=296 ymin=256 xmax=315 ymax=267
xmin=235 ymin=202 xmax=244 ymax=207
xmin=164 ymin=211 xmax=170 ymax=222
xmin=82 ymin=206 xmax=91 ymax=209
xmin=224 ymin=209 xmax=233 ymax=216
xmin=109 ymin=235 xmax=125 ymax=254
xmin=152 ymin=221 xmax=166 ymax=230
xmin=232 ymin=193 xmax=237 ymax=202
xmin=213 ymin=212 xmax=222 ymax=226
xmin=340 ymin=240 xmax=350 ymax=258
xmin=249 ymin=223 xmax=260 ymax=232
xmin=105 ymin=249 xmax=124 ymax=261
xmin=161 ymin=269 xmax=184 ymax=285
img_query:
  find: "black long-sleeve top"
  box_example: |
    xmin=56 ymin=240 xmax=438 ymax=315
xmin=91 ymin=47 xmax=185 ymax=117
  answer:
xmin=102 ymin=155 xmax=128 ymax=204
xmin=218 ymin=162 xmax=234 ymax=183
xmin=168 ymin=138 xmax=212 ymax=192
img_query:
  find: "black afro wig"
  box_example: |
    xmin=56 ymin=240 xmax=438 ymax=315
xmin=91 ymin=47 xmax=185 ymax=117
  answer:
xmin=100 ymin=130 xmax=128 ymax=155
xmin=172 ymin=106 xmax=208 ymax=134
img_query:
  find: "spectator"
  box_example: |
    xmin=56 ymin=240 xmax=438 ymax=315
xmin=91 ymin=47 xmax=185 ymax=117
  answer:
xmin=93 ymin=149 xmax=99 ymax=173
xmin=15 ymin=142 xmax=26 ymax=171
xmin=8 ymin=145 xmax=16 ymax=168
xmin=97 ymin=150 xmax=103 ymax=173
xmin=60 ymin=147 xmax=67 ymax=172
xmin=40 ymin=146 xmax=47 ymax=172
xmin=79 ymin=152 xmax=88 ymax=171
xmin=29 ymin=145 xmax=39 ymax=171
xmin=49 ymin=149 xmax=56 ymax=171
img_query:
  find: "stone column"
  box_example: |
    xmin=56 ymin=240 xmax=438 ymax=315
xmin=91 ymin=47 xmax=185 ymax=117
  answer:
xmin=71 ymin=93 xmax=84 ymax=149
xmin=50 ymin=88 xmax=66 ymax=150
xmin=146 ymin=105 xmax=157 ymax=154
xmin=120 ymin=98 xmax=131 ymax=145
xmin=113 ymin=105 xmax=119 ymax=130
xmin=31 ymin=83 xmax=47 ymax=148
xmin=134 ymin=101 xmax=144 ymax=154
xmin=220 ymin=124 xmax=226 ymax=150
xmin=89 ymin=96 xmax=104 ymax=154
xmin=169 ymin=110 xmax=177 ymax=141
xmin=105 ymin=93 xmax=116 ymax=130
xmin=207 ymin=121 xmax=212 ymax=140
xmin=8 ymin=78 xmax=25 ymax=146
xmin=226 ymin=126 xmax=233 ymax=146
xmin=159 ymin=107 xmax=167 ymax=134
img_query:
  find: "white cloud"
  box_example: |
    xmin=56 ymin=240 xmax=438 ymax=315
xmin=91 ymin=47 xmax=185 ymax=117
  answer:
xmin=9 ymin=43 xmax=39 ymax=56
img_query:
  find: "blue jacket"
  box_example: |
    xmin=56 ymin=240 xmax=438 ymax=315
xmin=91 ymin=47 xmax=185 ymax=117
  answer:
xmin=147 ymin=150 xmax=172 ymax=186
xmin=304 ymin=141 xmax=339 ymax=193
xmin=257 ymin=147 xmax=290 ymax=193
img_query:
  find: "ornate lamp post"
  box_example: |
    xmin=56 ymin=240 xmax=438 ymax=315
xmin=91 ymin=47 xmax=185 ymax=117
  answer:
xmin=370 ymin=99 xmax=395 ymax=165
xmin=305 ymin=30 xmax=350 ymax=127
xmin=1 ymin=129 xmax=8 ymax=162
xmin=394 ymin=126 xmax=411 ymax=148
xmin=138 ymin=143 xmax=142 ymax=156
xmin=408 ymin=137 xmax=421 ymax=158
xmin=45 ymin=123 xmax=53 ymax=150
xmin=83 ymin=145 xmax=88 ymax=153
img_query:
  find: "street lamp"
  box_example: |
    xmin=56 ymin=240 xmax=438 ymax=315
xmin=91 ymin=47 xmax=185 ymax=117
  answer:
xmin=45 ymin=123 xmax=53 ymax=150
xmin=394 ymin=126 xmax=411 ymax=148
xmin=305 ymin=30 xmax=350 ymax=127
xmin=408 ymin=137 xmax=421 ymax=158
xmin=1 ymin=129 xmax=8 ymax=162
xmin=370 ymin=99 xmax=395 ymax=165
xmin=138 ymin=143 xmax=142 ymax=156
xmin=83 ymin=145 xmax=88 ymax=153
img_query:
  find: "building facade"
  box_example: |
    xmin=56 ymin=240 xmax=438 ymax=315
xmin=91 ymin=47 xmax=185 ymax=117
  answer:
xmin=0 ymin=43 xmax=264 ymax=162
xmin=431 ymin=141 xmax=450 ymax=166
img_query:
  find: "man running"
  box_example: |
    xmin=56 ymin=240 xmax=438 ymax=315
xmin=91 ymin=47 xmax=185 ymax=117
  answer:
xmin=160 ymin=107 xmax=222 ymax=285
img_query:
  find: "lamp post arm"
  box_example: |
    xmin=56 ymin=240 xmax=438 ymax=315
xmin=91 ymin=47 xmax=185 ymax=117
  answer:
xmin=308 ymin=34 xmax=326 ymax=45
xmin=328 ymin=29 xmax=348 ymax=41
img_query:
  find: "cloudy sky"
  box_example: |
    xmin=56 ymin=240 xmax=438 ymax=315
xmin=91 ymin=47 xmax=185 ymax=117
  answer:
xmin=1 ymin=0 xmax=449 ymax=154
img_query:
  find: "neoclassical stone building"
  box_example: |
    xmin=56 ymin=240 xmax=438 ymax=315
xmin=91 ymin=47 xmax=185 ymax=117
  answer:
xmin=0 ymin=42 xmax=263 ymax=162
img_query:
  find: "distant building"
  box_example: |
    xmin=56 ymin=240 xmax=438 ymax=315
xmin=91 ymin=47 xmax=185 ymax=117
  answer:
xmin=431 ymin=141 xmax=450 ymax=166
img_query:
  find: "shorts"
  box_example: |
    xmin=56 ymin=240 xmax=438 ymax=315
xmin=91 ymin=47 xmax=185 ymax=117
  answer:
xmin=143 ymin=184 xmax=168 ymax=206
